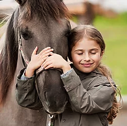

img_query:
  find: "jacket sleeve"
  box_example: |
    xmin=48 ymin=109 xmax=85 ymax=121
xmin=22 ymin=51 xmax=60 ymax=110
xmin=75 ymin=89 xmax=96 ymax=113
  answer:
xmin=15 ymin=68 xmax=43 ymax=110
xmin=61 ymin=69 xmax=115 ymax=114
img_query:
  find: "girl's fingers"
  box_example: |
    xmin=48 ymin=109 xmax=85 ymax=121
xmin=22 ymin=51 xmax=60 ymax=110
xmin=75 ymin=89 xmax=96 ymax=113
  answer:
xmin=32 ymin=46 xmax=38 ymax=56
xmin=39 ymin=47 xmax=53 ymax=55
xmin=31 ymin=47 xmax=53 ymax=57
xmin=42 ymin=58 xmax=52 ymax=68
xmin=44 ymin=64 xmax=53 ymax=70
xmin=41 ymin=52 xmax=53 ymax=61
xmin=43 ymin=60 xmax=53 ymax=69
xmin=43 ymin=49 xmax=54 ymax=56
xmin=49 ymin=52 xmax=53 ymax=56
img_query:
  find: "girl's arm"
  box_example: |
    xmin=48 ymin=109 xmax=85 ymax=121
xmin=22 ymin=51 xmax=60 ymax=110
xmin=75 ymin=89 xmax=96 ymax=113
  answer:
xmin=43 ymin=54 xmax=115 ymax=114
xmin=42 ymin=53 xmax=71 ymax=73
xmin=16 ymin=68 xmax=42 ymax=110
xmin=16 ymin=47 xmax=53 ymax=109
xmin=61 ymin=69 xmax=115 ymax=114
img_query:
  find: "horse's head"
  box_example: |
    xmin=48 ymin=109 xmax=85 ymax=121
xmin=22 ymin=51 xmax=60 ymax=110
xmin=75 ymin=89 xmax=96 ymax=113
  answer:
xmin=0 ymin=0 xmax=70 ymax=114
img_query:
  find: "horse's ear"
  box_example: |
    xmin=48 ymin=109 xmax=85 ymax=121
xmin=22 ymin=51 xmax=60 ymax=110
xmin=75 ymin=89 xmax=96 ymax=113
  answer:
xmin=15 ymin=0 xmax=27 ymax=6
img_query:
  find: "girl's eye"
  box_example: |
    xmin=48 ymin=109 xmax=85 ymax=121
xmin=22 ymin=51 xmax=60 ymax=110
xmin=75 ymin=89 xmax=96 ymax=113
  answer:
xmin=90 ymin=51 xmax=96 ymax=54
xmin=91 ymin=52 xmax=96 ymax=54
xmin=77 ymin=53 xmax=83 ymax=55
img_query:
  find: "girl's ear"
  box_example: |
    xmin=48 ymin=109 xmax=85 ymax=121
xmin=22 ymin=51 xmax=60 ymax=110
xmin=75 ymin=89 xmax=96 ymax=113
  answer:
xmin=15 ymin=0 xmax=27 ymax=6
xmin=100 ymin=51 xmax=104 ymax=57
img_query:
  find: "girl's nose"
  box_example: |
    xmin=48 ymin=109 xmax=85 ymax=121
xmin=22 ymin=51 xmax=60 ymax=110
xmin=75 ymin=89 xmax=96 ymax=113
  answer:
xmin=83 ymin=53 xmax=90 ymax=61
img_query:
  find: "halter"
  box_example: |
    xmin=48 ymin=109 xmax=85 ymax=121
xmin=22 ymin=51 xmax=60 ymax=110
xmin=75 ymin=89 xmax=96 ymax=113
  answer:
xmin=47 ymin=114 xmax=56 ymax=126
xmin=18 ymin=31 xmax=44 ymax=75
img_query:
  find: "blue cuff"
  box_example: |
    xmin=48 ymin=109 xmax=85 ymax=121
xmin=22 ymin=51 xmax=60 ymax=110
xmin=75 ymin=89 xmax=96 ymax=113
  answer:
xmin=20 ymin=70 xmax=34 ymax=80
xmin=61 ymin=69 xmax=73 ymax=78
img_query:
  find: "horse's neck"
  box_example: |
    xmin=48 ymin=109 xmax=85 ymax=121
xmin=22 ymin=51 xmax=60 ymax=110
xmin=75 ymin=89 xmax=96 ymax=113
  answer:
xmin=0 ymin=51 xmax=47 ymax=126
xmin=0 ymin=52 xmax=23 ymax=107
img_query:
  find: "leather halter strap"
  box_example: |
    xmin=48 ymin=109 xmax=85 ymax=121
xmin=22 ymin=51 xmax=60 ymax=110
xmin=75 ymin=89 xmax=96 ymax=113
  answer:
xmin=18 ymin=33 xmax=44 ymax=74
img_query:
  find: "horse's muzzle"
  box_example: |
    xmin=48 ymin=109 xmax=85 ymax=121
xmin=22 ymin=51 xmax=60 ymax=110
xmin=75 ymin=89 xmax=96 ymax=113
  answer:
xmin=36 ymin=69 xmax=69 ymax=114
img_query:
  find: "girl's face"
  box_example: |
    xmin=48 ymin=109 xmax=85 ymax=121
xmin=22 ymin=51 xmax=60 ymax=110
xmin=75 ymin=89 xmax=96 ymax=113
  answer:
xmin=71 ymin=37 xmax=104 ymax=73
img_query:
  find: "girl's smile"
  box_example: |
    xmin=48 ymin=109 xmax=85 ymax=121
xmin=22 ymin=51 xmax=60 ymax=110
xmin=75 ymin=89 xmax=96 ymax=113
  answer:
xmin=80 ymin=63 xmax=94 ymax=68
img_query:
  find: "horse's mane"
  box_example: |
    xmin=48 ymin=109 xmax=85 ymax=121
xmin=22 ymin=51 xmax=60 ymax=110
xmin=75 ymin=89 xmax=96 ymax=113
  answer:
xmin=0 ymin=15 xmax=12 ymax=52
xmin=0 ymin=11 xmax=18 ymax=104
xmin=0 ymin=0 xmax=70 ymax=104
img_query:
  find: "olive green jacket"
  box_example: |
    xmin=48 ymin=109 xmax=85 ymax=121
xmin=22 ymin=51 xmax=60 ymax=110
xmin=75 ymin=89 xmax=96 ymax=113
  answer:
xmin=16 ymin=67 xmax=115 ymax=126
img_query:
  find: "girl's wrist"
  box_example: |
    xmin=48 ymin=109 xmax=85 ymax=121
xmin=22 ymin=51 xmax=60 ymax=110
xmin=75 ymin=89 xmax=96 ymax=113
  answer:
xmin=25 ymin=66 xmax=35 ymax=77
xmin=62 ymin=62 xmax=71 ymax=74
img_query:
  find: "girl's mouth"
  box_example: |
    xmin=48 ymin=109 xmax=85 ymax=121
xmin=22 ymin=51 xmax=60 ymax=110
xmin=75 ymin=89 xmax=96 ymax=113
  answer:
xmin=81 ymin=63 xmax=93 ymax=67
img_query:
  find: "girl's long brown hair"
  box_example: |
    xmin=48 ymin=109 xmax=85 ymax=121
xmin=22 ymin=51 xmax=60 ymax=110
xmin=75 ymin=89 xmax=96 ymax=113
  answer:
xmin=97 ymin=64 xmax=122 ymax=124
xmin=68 ymin=25 xmax=122 ymax=124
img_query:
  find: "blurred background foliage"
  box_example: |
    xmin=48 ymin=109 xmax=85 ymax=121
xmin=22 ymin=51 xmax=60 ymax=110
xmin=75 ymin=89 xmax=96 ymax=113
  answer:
xmin=93 ymin=13 xmax=127 ymax=95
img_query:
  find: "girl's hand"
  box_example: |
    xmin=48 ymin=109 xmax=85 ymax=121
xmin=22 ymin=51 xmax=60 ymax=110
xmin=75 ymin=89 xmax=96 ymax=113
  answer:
xmin=25 ymin=47 xmax=53 ymax=77
xmin=42 ymin=53 xmax=71 ymax=73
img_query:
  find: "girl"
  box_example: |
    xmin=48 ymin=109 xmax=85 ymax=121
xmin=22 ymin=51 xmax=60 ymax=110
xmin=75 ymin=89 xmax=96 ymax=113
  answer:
xmin=16 ymin=25 xmax=120 ymax=126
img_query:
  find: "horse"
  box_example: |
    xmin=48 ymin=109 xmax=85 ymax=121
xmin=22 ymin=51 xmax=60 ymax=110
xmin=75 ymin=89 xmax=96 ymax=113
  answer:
xmin=0 ymin=0 xmax=71 ymax=125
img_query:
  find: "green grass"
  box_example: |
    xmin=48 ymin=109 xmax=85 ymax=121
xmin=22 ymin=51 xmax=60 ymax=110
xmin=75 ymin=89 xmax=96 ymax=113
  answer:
xmin=93 ymin=13 xmax=127 ymax=95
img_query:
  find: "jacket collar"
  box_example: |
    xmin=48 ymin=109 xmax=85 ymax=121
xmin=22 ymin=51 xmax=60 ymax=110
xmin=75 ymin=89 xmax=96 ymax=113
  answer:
xmin=71 ymin=64 xmax=102 ymax=80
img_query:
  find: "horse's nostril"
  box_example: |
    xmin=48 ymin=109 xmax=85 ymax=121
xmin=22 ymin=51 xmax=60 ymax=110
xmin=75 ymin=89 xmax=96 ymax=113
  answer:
xmin=43 ymin=93 xmax=67 ymax=112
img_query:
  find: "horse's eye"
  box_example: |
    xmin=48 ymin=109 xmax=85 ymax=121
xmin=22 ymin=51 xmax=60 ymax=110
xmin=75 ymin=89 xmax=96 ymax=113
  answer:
xmin=20 ymin=27 xmax=32 ymax=40
xmin=21 ymin=31 xmax=32 ymax=40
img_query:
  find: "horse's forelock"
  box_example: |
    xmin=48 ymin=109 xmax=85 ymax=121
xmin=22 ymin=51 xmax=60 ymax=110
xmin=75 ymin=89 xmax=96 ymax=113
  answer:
xmin=19 ymin=0 xmax=70 ymax=22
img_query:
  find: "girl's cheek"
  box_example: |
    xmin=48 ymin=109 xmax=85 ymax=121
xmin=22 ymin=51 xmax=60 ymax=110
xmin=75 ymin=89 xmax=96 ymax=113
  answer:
xmin=72 ymin=56 xmax=80 ymax=63
xmin=93 ymin=55 xmax=102 ymax=61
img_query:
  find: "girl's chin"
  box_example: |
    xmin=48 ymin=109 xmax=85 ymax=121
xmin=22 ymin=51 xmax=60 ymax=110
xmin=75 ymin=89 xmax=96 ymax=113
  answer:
xmin=79 ymin=67 xmax=94 ymax=73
